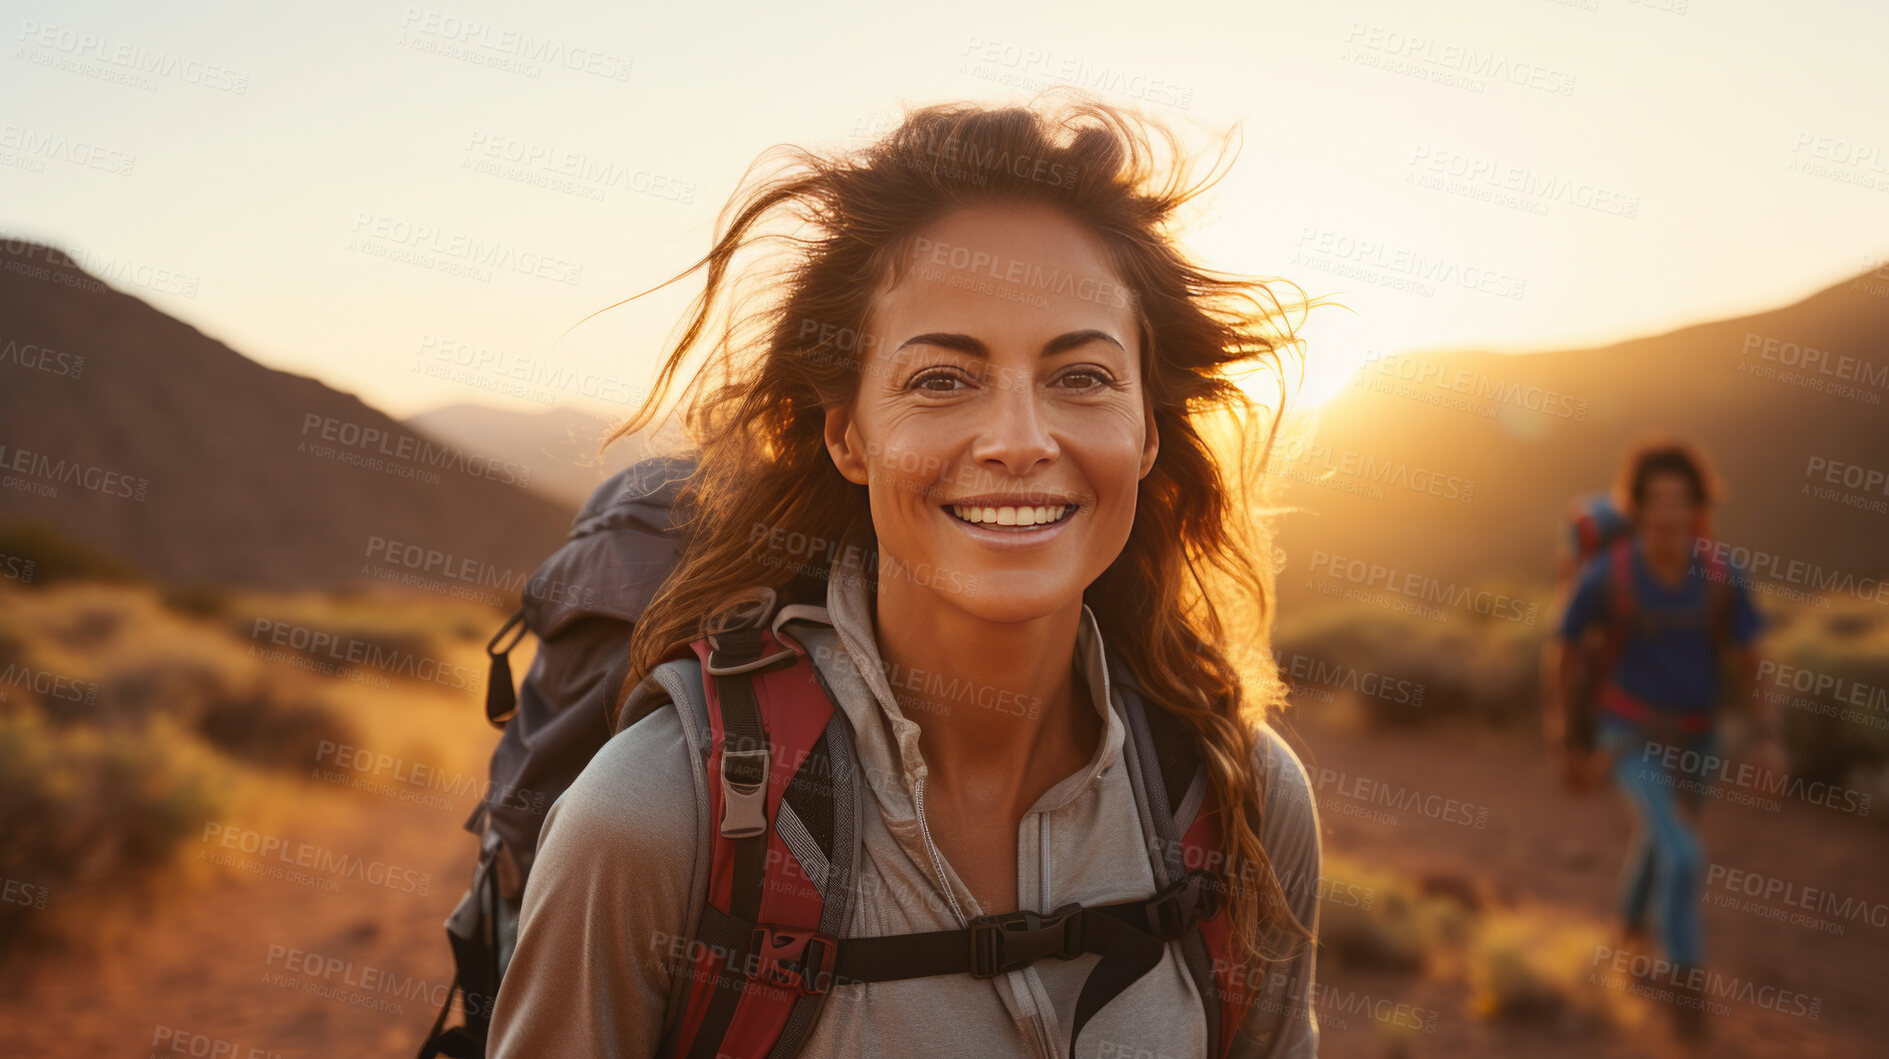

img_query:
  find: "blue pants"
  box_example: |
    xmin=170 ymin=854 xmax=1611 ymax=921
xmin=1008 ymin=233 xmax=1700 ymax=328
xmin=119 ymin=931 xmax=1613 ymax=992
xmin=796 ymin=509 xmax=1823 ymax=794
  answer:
xmin=1597 ymin=713 xmax=1717 ymax=970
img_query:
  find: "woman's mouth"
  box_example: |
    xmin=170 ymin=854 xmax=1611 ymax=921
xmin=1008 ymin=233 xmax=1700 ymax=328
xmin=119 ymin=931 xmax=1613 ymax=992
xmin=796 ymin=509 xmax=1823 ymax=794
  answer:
xmin=945 ymin=502 xmax=1078 ymax=530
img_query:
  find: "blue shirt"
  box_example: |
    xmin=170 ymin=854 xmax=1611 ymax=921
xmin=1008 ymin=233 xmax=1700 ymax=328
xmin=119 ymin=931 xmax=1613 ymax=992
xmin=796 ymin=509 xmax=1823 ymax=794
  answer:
xmin=1557 ymin=538 xmax=1763 ymax=711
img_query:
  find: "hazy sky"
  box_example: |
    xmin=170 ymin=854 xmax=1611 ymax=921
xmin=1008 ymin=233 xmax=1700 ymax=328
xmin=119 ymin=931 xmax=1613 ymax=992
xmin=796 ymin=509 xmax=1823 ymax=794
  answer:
xmin=3 ymin=0 xmax=1884 ymax=421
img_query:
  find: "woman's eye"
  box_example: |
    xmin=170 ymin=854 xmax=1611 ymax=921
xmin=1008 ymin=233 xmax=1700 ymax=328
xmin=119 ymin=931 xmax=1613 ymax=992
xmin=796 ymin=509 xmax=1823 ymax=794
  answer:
xmin=1058 ymin=369 xmax=1110 ymax=389
xmin=912 ymin=370 xmax=965 ymax=392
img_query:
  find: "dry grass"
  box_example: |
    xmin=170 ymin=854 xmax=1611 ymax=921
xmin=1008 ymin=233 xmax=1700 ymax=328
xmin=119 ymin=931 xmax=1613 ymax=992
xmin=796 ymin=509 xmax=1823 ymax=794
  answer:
xmin=1318 ymin=852 xmax=1636 ymax=1033
xmin=1279 ymin=584 xmax=1889 ymax=796
xmin=0 ymin=577 xmax=518 ymax=955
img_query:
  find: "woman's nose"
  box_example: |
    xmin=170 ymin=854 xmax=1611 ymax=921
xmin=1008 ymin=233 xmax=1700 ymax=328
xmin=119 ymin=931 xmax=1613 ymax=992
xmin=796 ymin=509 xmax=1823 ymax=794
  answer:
xmin=967 ymin=371 xmax=1058 ymax=475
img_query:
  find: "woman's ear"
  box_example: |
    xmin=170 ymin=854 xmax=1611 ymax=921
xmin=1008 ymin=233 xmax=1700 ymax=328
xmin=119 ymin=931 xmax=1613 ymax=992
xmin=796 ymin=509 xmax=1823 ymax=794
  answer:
xmin=824 ymin=404 xmax=870 ymax=485
xmin=1138 ymin=401 xmax=1160 ymax=480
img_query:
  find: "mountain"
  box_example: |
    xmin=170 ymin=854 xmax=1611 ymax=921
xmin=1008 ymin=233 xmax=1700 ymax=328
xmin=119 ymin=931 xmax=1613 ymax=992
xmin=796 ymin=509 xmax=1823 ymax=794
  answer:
xmin=1274 ymin=264 xmax=1889 ymax=611
xmin=404 ymin=403 xmax=648 ymax=510
xmin=0 ymin=240 xmax=577 ymax=597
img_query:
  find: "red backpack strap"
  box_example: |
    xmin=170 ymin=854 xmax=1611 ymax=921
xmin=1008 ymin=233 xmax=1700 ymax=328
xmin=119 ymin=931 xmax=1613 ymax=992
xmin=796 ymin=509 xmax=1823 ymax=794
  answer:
xmin=667 ymin=618 xmax=840 ymax=1059
xmin=1696 ymin=542 xmax=1734 ymax=651
xmin=1598 ymin=537 xmax=1637 ymax=668
xmin=1605 ymin=537 xmax=1635 ymax=625
xmin=1179 ymin=790 xmax=1245 ymax=1055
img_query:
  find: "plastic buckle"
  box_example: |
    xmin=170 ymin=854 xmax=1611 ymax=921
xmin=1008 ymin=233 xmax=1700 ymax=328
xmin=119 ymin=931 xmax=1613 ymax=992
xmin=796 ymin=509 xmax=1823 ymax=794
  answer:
xmin=750 ymin=925 xmax=838 ymax=994
xmin=968 ymin=902 xmax=1084 ymax=978
xmin=718 ymin=747 xmax=770 ymax=838
xmin=1145 ymin=871 xmax=1219 ymax=939
xmin=704 ymin=588 xmax=801 ymax=676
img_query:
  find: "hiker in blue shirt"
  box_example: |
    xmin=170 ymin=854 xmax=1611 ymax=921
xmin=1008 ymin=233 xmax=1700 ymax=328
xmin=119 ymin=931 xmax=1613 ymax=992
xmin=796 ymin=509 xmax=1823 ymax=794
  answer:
xmin=1545 ymin=438 xmax=1780 ymax=1048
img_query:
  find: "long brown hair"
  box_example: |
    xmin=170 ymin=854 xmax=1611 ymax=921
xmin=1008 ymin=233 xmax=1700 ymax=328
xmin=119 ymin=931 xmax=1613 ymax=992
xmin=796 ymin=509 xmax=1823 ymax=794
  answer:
xmin=592 ymin=88 xmax=1322 ymax=1007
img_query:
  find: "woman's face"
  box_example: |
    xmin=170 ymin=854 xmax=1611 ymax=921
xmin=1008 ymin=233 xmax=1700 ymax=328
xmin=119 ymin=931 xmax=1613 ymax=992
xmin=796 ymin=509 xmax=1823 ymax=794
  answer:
xmin=824 ymin=202 xmax=1157 ymax=623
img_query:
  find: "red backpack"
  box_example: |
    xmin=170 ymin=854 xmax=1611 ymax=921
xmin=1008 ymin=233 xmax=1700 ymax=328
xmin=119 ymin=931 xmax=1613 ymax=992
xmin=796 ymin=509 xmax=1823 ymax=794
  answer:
xmin=648 ymin=590 xmax=1254 ymax=1058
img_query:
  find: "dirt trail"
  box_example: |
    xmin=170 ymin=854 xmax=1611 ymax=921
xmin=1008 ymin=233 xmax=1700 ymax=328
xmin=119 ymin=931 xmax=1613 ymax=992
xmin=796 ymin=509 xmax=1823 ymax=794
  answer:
xmin=0 ymin=779 xmax=481 ymax=1058
xmin=1293 ymin=719 xmax=1882 ymax=1059
xmin=0 ymin=722 xmax=1878 ymax=1058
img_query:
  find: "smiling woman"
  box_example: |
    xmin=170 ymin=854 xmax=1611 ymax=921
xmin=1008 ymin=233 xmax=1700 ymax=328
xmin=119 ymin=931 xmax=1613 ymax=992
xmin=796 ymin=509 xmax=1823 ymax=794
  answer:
xmin=488 ymin=91 xmax=1328 ymax=1058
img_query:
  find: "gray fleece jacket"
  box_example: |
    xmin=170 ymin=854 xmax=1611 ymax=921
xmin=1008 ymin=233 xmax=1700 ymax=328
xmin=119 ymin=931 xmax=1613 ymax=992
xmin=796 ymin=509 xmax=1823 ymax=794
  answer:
xmin=488 ymin=547 xmax=1322 ymax=1057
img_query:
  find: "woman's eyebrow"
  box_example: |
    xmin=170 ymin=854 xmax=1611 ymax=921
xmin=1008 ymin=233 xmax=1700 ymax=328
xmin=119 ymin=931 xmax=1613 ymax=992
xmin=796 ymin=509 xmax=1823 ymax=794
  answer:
xmin=894 ymin=329 xmax=1126 ymax=358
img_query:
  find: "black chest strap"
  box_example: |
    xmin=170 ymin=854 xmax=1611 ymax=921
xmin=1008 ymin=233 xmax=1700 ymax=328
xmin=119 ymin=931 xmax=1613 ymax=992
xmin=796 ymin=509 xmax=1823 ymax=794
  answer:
xmin=689 ymin=868 xmax=1221 ymax=1048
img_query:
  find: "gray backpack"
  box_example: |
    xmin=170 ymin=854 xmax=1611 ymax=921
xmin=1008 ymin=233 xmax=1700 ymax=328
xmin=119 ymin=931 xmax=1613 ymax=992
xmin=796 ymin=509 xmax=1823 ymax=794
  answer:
xmin=419 ymin=453 xmax=704 ymax=1056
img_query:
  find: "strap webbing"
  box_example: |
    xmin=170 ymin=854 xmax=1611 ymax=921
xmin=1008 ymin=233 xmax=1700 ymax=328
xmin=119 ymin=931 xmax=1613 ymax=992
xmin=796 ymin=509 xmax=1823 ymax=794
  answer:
xmin=692 ymin=870 xmax=1221 ymax=1054
xmin=687 ymin=662 xmax=772 ymax=1059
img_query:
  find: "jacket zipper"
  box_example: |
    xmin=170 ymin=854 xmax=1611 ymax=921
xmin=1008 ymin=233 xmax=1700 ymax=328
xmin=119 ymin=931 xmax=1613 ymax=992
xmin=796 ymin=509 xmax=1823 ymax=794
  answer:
xmin=916 ymin=775 xmax=1058 ymax=1058
xmin=911 ymin=774 xmax=968 ymax=926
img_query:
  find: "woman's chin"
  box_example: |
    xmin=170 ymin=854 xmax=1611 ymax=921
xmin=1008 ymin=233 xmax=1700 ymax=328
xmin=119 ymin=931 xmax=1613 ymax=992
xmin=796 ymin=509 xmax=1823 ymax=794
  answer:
xmin=930 ymin=568 xmax=1086 ymax=624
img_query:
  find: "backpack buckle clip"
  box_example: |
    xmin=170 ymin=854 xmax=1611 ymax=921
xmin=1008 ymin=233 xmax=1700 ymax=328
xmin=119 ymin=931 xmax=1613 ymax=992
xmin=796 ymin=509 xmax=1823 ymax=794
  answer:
xmin=1144 ymin=870 xmax=1220 ymax=940
xmin=718 ymin=747 xmax=770 ymax=838
xmin=969 ymin=901 xmax=1085 ymax=978
xmin=704 ymin=588 xmax=802 ymax=676
xmin=750 ymin=925 xmax=838 ymax=995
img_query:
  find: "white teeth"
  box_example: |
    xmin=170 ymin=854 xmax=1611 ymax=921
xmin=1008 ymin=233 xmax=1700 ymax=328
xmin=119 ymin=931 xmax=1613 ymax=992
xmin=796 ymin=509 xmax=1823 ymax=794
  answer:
xmin=950 ymin=504 xmax=1070 ymax=526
